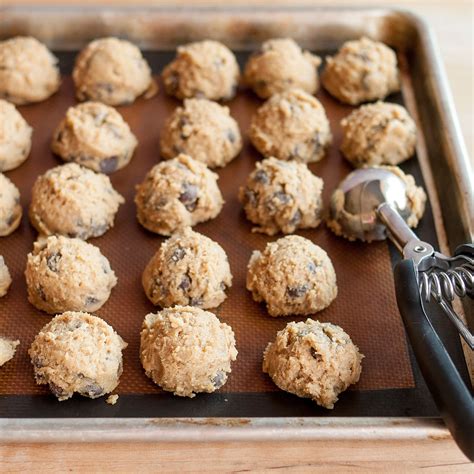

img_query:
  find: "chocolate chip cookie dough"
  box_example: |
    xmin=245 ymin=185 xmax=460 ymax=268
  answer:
xmin=0 ymin=256 xmax=12 ymax=297
xmin=135 ymin=154 xmax=223 ymax=235
xmin=29 ymin=163 xmax=124 ymax=240
xmin=0 ymin=337 xmax=19 ymax=367
xmin=263 ymin=319 xmax=363 ymax=409
xmin=0 ymin=36 xmax=60 ymax=105
xmin=249 ymin=89 xmax=332 ymax=163
xmin=25 ymin=235 xmax=117 ymax=314
xmin=247 ymin=235 xmax=337 ymax=317
xmin=143 ymin=227 xmax=232 ymax=309
xmin=73 ymin=37 xmax=155 ymax=105
xmin=244 ymin=38 xmax=321 ymax=99
xmin=340 ymin=102 xmax=417 ymax=167
xmin=51 ymin=101 xmax=138 ymax=174
xmin=162 ymin=40 xmax=239 ymax=101
xmin=0 ymin=173 xmax=22 ymax=237
xmin=160 ymin=98 xmax=242 ymax=168
xmin=239 ymin=157 xmax=324 ymax=235
xmin=0 ymin=99 xmax=32 ymax=171
xmin=321 ymin=37 xmax=400 ymax=105
xmin=29 ymin=312 xmax=127 ymax=401
xmin=140 ymin=306 xmax=237 ymax=397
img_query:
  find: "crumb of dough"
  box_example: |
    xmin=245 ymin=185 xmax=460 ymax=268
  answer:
xmin=106 ymin=394 xmax=119 ymax=405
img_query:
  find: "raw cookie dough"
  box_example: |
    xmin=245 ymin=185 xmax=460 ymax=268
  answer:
xmin=247 ymin=235 xmax=337 ymax=317
xmin=0 ymin=256 xmax=12 ymax=297
xmin=29 ymin=163 xmax=124 ymax=240
xmin=321 ymin=37 xmax=400 ymax=105
xmin=0 ymin=173 xmax=22 ymax=236
xmin=0 ymin=99 xmax=33 ymax=171
xmin=244 ymin=38 xmax=321 ymax=99
xmin=340 ymin=101 xmax=417 ymax=167
xmin=135 ymin=154 xmax=223 ymax=235
xmin=73 ymin=37 xmax=154 ymax=105
xmin=0 ymin=337 xmax=19 ymax=367
xmin=29 ymin=311 xmax=127 ymax=401
xmin=262 ymin=319 xmax=363 ymax=409
xmin=142 ymin=227 xmax=232 ymax=309
xmin=51 ymin=101 xmax=137 ymax=174
xmin=160 ymin=98 xmax=242 ymax=168
xmin=327 ymin=165 xmax=426 ymax=242
xmin=0 ymin=36 xmax=60 ymax=105
xmin=162 ymin=40 xmax=239 ymax=101
xmin=140 ymin=306 xmax=237 ymax=397
xmin=25 ymin=235 xmax=117 ymax=314
xmin=249 ymin=89 xmax=332 ymax=163
xmin=239 ymin=157 xmax=324 ymax=235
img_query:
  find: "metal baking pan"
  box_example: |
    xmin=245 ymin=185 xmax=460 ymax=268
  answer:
xmin=0 ymin=5 xmax=472 ymax=444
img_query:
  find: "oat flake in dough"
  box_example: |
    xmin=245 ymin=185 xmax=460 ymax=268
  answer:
xmin=0 ymin=173 xmax=22 ymax=237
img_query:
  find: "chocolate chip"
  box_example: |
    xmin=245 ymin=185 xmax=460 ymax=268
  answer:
xmin=290 ymin=210 xmax=301 ymax=226
xmin=243 ymin=189 xmax=257 ymax=207
xmin=253 ymin=169 xmax=269 ymax=184
xmin=85 ymin=296 xmax=100 ymax=307
xmin=7 ymin=213 xmax=17 ymax=226
xmin=211 ymin=371 xmax=226 ymax=389
xmin=97 ymin=82 xmax=114 ymax=94
xmin=83 ymin=382 xmax=104 ymax=398
xmin=307 ymin=262 xmax=317 ymax=273
xmin=189 ymin=297 xmax=203 ymax=306
xmin=310 ymin=348 xmax=322 ymax=361
xmin=179 ymin=182 xmax=199 ymax=212
xmin=37 ymin=285 xmax=47 ymax=302
xmin=32 ymin=357 xmax=44 ymax=368
xmin=273 ymin=191 xmax=290 ymax=204
xmin=46 ymin=252 xmax=61 ymax=272
xmin=49 ymin=382 xmax=66 ymax=398
xmin=179 ymin=274 xmax=191 ymax=291
xmin=287 ymin=285 xmax=308 ymax=298
xmin=227 ymin=130 xmax=236 ymax=143
xmin=171 ymin=247 xmax=187 ymax=262
xmin=99 ymin=156 xmax=118 ymax=174
xmin=220 ymin=281 xmax=227 ymax=291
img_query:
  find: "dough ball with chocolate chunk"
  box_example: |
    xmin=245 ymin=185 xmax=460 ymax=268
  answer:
xmin=247 ymin=235 xmax=337 ymax=317
xmin=0 ymin=36 xmax=60 ymax=105
xmin=263 ymin=319 xmax=363 ymax=409
xmin=162 ymin=40 xmax=239 ymax=101
xmin=29 ymin=163 xmax=124 ymax=240
xmin=0 ymin=99 xmax=33 ymax=171
xmin=322 ymin=37 xmax=400 ymax=105
xmin=51 ymin=102 xmax=137 ymax=174
xmin=29 ymin=311 xmax=127 ymax=401
xmin=0 ymin=173 xmax=22 ymax=237
xmin=25 ymin=235 xmax=117 ymax=314
xmin=0 ymin=336 xmax=19 ymax=366
xmin=73 ymin=37 xmax=154 ymax=105
xmin=140 ymin=306 xmax=237 ymax=397
xmin=244 ymin=38 xmax=321 ymax=99
xmin=135 ymin=154 xmax=223 ymax=236
xmin=0 ymin=256 xmax=12 ymax=298
xmin=249 ymin=89 xmax=332 ymax=163
xmin=142 ymin=227 xmax=232 ymax=309
xmin=239 ymin=157 xmax=324 ymax=236
xmin=160 ymin=98 xmax=242 ymax=168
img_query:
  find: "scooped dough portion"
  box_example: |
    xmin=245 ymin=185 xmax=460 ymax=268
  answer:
xmin=162 ymin=40 xmax=239 ymax=101
xmin=29 ymin=163 xmax=124 ymax=240
xmin=239 ymin=157 xmax=324 ymax=235
xmin=73 ymin=37 xmax=154 ymax=105
xmin=142 ymin=227 xmax=232 ymax=309
xmin=341 ymin=102 xmax=417 ymax=167
xmin=0 ymin=337 xmax=19 ymax=367
xmin=0 ymin=173 xmax=22 ymax=237
xmin=249 ymin=89 xmax=332 ymax=163
xmin=25 ymin=235 xmax=117 ymax=314
xmin=247 ymin=235 xmax=337 ymax=317
xmin=51 ymin=101 xmax=137 ymax=174
xmin=0 ymin=99 xmax=33 ymax=171
xmin=0 ymin=256 xmax=12 ymax=297
xmin=0 ymin=36 xmax=60 ymax=105
xmin=140 ymin=306 xmax=238 ymax=397
xmin=263 ymin=319 xmax=363 ymax=409
xmin=160 ymin=98 xmax=242 ymax=168
xmin=322 ymin=37 xmax=400 ymax=105
xmin=29 ymin=311 xmax=127 ymax=401
xmin=244 ymin=38 xmax=321 ymax=99
xmin=135 ymin=154 xmax=223 ymax=236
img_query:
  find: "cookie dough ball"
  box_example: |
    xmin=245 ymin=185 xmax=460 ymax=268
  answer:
xmin=244 ymin=38 xmax=321 ymax=99
xmin=0 ymin=256 xmax=12 ymax=298
xmin=29 ymin=163 xmax=124 ymax=240
xmin=322 ymin=37 xmax=400 ymax=105
xmin=162 ymin=40 xmax=239 ymax=101
xmin=340 ymin=102 xmax=417 ymax=167
xmin=0 ymin=100 xmax=33 ymax=171
xmin=143 ymin=227 xmax=232 ymax=309
xmin=0 ymin=173 xmax=22 ymax=236
xmin=73 ymin=37 xmax=154 ymax=105
xmin=250 ymin=89 xmax=332 ymax=163
xmin=25 ymin=235 xmax=117 ymax=314
xmin=239 ymin=157 xmax=324 ymax=235
xmin=29 ymin=312 xmax=127 ymax=401
xmin=51 ymin=102 xmax=137 ymax=174
xmin=135 ymin=154 xmax=223 ymax=235
xmin=263 ymin=319 xmax=363 ymax=409
xmin=140 ymin=306 xmax=237 ymax=397
xmin=0 ymin=337 xmax=19 ymax=367
xmin=247 ymin=235 xmax=337 ymax=317
xmin=160 ymin=98 xmax=242 ymax=168
xmin=0 ymin=36 xmax=60 ymax=105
